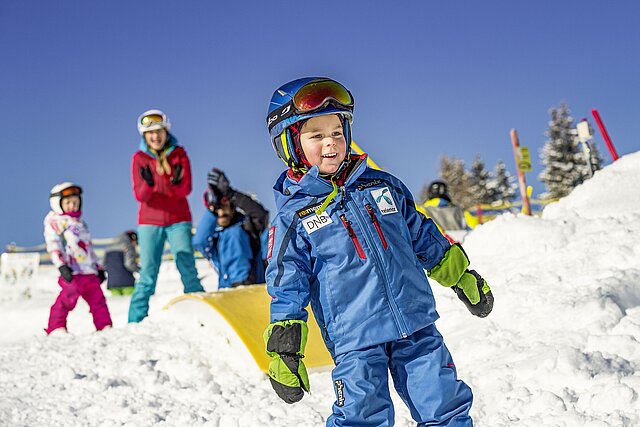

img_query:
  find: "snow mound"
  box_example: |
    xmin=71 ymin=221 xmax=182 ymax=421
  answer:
xmin=455 ymin=151 xmax=640 ymax=426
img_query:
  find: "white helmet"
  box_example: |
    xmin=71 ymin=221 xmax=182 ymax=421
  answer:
xmin=49 ymin=182 xmax=82 ymax=214
xmin=137 ymin=109 xmax=171 ymax=135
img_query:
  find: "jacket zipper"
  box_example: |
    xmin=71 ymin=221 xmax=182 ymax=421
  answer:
xmin=349 ymin=200 xmax=409 ymax=338
xmin=365 ymin=204 xmax=388 ymax=250
xmin=339 ymin=214 xmax=366 ymax=259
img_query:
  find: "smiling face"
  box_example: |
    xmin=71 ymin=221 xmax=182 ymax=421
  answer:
xmin=299 ymin=114 xmax=347 ymax=175
xmin=61 ymin=196 xmax=81 ymax=213
xmin=216 ymin=201 xmax=235 ymax=227
xmin=144 ymin=128 xmax=168 ymax=151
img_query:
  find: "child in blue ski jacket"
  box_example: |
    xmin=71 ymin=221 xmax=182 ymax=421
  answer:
xmin=193 ymin=168 xmax=269 ymax=288
xmin=263 ymin=77 xmax=494 ymax=427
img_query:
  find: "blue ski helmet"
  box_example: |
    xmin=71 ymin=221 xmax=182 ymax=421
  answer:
xmin=266 ymin=77 xmax=354 ymax=170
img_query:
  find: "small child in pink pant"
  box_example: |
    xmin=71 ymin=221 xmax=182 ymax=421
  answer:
xmin=44 ymin=182 xmax=112 ymax=334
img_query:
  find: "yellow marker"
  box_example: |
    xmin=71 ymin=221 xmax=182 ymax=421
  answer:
xmin=352 ymin=140 xmax=382 ymax=170
xmin=522 ymin=186 xmax=533 ymax=214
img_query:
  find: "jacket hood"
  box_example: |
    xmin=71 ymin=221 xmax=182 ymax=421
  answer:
xmin=138 ymin=133 xmax=179 ymax=157
xmin=272 ymin=154 xmax=369 ymax=210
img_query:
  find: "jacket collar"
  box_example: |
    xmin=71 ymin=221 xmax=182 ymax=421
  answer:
xmin=138 ymin=133 xmax=179 ymax=157
xmin=273 ymin=154 xmax=368 ymax=209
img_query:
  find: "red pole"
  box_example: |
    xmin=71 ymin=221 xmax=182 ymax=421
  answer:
xmin=475 ymin=205 xmax=483 ymax=225
xmin=591 ymin=109 xmax=619 ymax=161
xmin=510 ymin=129 xmax=532 ymax=216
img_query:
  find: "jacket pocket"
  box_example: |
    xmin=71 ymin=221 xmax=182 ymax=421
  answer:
xmin=339 ymin=214 xmax=366 ymax=259
xmin=365 ymin=204 xmax=388 ymax=250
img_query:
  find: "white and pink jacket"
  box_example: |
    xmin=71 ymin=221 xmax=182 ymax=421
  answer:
xmin=43 ymin=211 xmax=102 ymax=275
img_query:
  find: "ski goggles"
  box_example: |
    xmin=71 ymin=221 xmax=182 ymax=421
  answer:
xmin=267 ymin=79 xmax=354 ymax=131
xmin=52 ymin=186 xmax=82 ymax=198
xmin=140 ymin=114 xmax=165 ymax=127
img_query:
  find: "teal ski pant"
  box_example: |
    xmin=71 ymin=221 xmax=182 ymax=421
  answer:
xmin=128 ymin=222 xmax=203 ymax=323
xmin=327 ymin=324 xmax=473 ymax=427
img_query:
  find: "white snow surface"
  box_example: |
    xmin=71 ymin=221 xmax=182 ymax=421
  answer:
xmin=2 ymin=152 xmax=640 ymax=426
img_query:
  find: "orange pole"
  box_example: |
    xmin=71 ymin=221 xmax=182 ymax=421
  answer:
xmin=476 ymin=205 xmax=483 ymax=224
xmin=510 ymin=129 xmax=532 ymax=215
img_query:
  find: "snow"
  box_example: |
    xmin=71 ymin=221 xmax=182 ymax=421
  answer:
xmin=2 ymin=152 xmax=640 ymax=426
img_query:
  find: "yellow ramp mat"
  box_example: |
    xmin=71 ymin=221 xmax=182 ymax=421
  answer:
xmin=164 ymin=285 xmax=333 ymax=372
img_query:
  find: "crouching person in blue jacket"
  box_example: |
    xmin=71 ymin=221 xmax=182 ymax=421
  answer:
xmin=263 ymin=77 xmax=494 ymax=426
xmin=193 ymin=168 xmax=269 ymax=289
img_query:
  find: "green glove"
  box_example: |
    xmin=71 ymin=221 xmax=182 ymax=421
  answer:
xmin=454 ymin=270 xmax=494 ymax=318
xmin=264 ymin=320 xmax=310 ymax=404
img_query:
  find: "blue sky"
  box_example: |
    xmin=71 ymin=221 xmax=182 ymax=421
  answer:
xmin=1 ymin=1 xmax=638 ymax=247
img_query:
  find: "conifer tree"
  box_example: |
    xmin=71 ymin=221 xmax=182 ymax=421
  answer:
xmin=539 ymin=103 xmax=588 ymax=198
xmin=487 ymin=160 xmax=517 ymax=205
xmin=468 ymin=155 xmax=492 ymax=206
xmin=437 ymin=156 xmax=475 ymax=208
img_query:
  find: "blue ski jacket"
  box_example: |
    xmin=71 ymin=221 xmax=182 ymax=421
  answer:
xmin=193 ymin=211 xmax=254 ymax=289
xmin=266 ymin=155 xmax=452 ymax=356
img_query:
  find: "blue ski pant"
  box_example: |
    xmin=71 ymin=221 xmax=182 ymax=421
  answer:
xmin=128 ymin=222 xmax=203 ymax=323
xmin=327 ymin=324 xmax=473 ymax=427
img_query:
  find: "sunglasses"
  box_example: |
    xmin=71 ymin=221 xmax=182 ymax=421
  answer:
xmin=267 ymin=79 xmax=354 ymax=131
xmin=52 ymin=186 xmax=82 ymax=198
xmin=140 ymin=114 xmax=165 ymax=126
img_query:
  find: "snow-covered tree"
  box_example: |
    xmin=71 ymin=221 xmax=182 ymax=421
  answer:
xmin=468 ymin=155 xmax=492 ymax=206
xmin=539 ymin=103 xmax=589 ymax=198
xmin=487 ymin=160 xmax=517 ymax=205
xmin=437 ymin=156 xmax=475 ymax=208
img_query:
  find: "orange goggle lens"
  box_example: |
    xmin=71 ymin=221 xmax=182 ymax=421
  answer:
xmin=140 ymin=114 xmax=164 ymax=126
xmin=293 ymin=80 xmax=353 ymax=112
xmin=52 ymin=186 xmax=82 ymax=198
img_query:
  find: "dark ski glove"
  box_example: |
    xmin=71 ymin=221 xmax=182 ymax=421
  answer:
xmin=207 ymin=168 xmax=231 ymax=196
xmin=97 ymin=269 xmax=106 ymax=284
xmin=140 ymin=165 xmax=155 ymax=187
xmin=454 ymin=270 xmax=494 ymax=318
xmin=59 ymin=265 xmax=73 ymax=283
xmin=170 ymin=163 xmax=183 ymax=185
xmin=264 ymin=320 xmax=310 ymax=404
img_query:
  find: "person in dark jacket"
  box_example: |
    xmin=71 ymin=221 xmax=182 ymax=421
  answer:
xmin=104 ymin=231 xmax=139 ymax=296
xmin=128 ymin=109 xmax=203 ymax=323
xmin=193 ymin=168 xmax=269 ymax=288
xmin=422 ymin=180 xmax=469 ymax=232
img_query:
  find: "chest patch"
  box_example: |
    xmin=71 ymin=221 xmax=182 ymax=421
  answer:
xmin=370 ymin=187 xmax=398 ymax=215
xmin=302 ymin=211 xmax=333 ymax=234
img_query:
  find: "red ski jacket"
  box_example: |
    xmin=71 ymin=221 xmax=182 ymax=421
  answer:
xmin=131 ymin=141 xmax=193 ymax=226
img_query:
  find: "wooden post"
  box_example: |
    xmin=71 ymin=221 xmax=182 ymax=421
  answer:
xmin=475 ymin=205 xmax=483 ymax=224
xmin=510 ymin=129 xmax=532 ymax=215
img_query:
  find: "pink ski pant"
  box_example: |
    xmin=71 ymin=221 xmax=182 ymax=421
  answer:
xmin=46 ymin=274 xmax=113 ymax=333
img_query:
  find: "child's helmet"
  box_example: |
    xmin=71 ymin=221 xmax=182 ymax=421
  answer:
xmin=137 ymin=109 xmax=171 ymax=135
xmin=427 ymin=180 xmax=450 ymax=201
xmin=49 ymin=182 xmax=82 ymax=214
xmin=266 ymin=77 xmax=354 ymax=170
xmin=125 ymin=230 xmax=138 ymax=243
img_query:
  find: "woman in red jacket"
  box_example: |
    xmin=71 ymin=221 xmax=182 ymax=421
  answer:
xmin=128 ymin=109 xmax=203 ymax=323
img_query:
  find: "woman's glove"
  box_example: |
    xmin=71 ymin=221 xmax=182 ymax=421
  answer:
xmin=58 ymin=265 xmax=73 ymax=282
xmin=140 ymin=165 xmax=155 ymax=187
xmin=454 ymin=270 xmax=494 ymax=318
xmin=170 ymin=163 xmax=183 ymax=185
xmin=263 ymin=320 xmax=310 ymax=404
